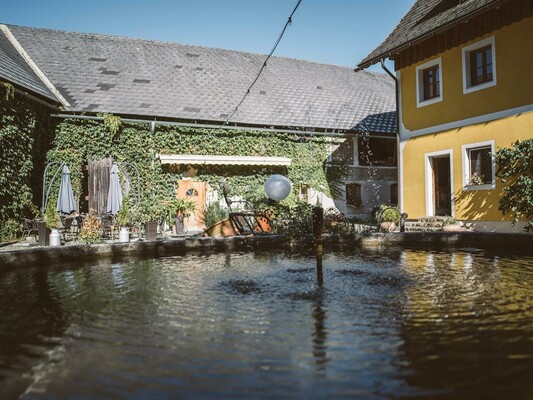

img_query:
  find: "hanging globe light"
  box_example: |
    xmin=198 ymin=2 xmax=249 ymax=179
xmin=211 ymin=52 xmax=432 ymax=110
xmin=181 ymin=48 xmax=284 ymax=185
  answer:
xmin=264 ymin=174 xmax=292 ymax=201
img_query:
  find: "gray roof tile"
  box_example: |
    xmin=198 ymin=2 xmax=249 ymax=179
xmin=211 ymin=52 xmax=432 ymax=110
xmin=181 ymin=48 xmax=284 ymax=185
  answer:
xmin=0 ymin=28 xmax=57 ymax=101
xmin=6 ymin=24 xmax=396 ymax=133
xmin=359 ymin=0 xmax=500 ymax=68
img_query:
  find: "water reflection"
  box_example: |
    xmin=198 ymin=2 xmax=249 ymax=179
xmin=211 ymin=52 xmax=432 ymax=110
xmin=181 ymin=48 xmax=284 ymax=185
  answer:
xmin=312 ymin=291 xmax=329 ymax=375
xmin=0 ymin=249 xmax=531 ymax=398
xmin=398 ymin=250 xmax=533 ymax=398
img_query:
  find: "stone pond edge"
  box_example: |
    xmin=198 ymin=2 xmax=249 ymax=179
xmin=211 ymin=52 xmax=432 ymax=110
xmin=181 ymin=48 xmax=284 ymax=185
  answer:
xmin=1 ymin=232 xmax=532 ymax=268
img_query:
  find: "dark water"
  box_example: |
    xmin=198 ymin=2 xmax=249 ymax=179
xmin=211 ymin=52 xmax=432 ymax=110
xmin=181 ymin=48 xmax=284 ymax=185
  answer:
xmin=1 ymin=249 xmax=532 ymax=399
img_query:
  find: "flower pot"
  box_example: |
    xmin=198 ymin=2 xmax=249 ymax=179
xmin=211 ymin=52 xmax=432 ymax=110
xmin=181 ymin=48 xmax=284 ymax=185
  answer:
xmin=119 ymin=227 xmax=130 ymax=243
xmin=145 ymin=221 xmax=158 ymax=241
xmin=204 ymin=218 xmax=237 ymax=237
xmin=49 ymin=228 xmax=61 ymax=246
xmin=380 ymin=221 xmax=396 ymax=232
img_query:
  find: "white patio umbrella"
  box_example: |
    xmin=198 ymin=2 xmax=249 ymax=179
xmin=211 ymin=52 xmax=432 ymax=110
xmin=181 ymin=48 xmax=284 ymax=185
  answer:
xmin=107 ymin=163 xmax=123 ymax=215
xmin=56 ymin=165 xmax=77 ymax=214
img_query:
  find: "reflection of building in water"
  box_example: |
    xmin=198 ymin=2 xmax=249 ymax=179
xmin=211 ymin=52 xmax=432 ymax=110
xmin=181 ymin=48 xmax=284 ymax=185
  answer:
xmin=398 ymin=249 xmax=533 ymax=397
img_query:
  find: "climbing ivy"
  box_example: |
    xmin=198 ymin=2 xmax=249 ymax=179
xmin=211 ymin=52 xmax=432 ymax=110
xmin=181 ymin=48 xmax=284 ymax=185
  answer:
xmin=0 ymin=83 xmax=52 ymax=240
xmin=101 ymin=113 xmax=122 ymax=139
xmin=49 ymin=118 xmax=338 ymax=211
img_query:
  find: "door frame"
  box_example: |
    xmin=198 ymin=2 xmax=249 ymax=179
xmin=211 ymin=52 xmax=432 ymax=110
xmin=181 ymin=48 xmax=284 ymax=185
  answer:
xmin=424 ymin=149 xmax=454 ymax=217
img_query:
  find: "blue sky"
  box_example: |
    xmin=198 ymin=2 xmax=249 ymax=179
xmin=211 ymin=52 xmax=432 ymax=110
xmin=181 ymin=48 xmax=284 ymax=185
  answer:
xmin=2 ymin=0 xmax=413 ymax=71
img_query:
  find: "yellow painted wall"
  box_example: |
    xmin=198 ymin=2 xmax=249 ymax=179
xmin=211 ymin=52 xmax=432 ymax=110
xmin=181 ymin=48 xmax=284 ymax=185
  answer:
xmin=400 ymin=16 xmax=533 ymax=132
xmin=401 ymin=111 xmax=533 ymax=221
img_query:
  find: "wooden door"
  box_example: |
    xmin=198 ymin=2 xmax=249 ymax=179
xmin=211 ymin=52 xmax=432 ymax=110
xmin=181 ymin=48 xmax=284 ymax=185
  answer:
xmin=432 ymin=156 xmax=451 ymax=216
xmin=177 ymin=180 xmax=206 ymax=231
xmin=87 ymin=158 xmax=113 ymax=215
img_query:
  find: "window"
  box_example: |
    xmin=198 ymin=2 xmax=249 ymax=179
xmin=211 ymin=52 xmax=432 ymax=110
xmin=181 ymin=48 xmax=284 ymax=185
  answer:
xmin=462 ymin=36 xmax=496 ymax=94
xmin=346 ymin=183 xmax=362 ymax=207
xmin=299 ymin=184 xmax=310 ymax=202
xmin=470 ymin=45 xmax=493 ymax=86
xmin=358 ymin=137 xmax=396 ymax=167
xmin=422 ymin=65 xmax=440 ymax=100
xmin=462 ymin=141 xmax=495 ymax=190
xmin=416 ymin=58 xmax=443 ymax=107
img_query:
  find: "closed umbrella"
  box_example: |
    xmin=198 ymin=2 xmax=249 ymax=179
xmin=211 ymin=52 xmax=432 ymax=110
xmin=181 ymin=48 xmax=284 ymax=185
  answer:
xmin=107 ymin=163 xmax=122 ymax=215
xmin=56 ymin=165 xmax=76 ymax=214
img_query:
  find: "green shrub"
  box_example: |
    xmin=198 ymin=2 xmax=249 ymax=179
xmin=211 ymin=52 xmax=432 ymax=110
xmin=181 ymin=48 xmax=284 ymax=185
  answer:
xmin=44 ymin=200 xmax=61 ymax=229
xmin=0 ymin=219 xmax=21 ymax=242
xmin=117 ymin=198 xmax=132 ymax=227
xmin=79 ymin=210 xmax=102 ymax=244
xmin=376 ymin=204 xmax=401 ymax=223
xmin=495 ymin=139 xmax=533 ymax=231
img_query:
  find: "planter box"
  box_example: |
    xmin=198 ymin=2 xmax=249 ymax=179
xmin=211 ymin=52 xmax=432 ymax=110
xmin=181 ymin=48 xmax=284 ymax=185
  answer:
xmin=37 ymin=222 xmax=51 ymax=246
xmin=145 ymin=221 xmax=158 ymax=241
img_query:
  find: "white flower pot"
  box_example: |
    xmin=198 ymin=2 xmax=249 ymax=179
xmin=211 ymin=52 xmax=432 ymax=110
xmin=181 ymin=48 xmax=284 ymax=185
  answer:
xmin=119 ymin=227 xmax=130 ymax=243
xmin=49 ymin=228 xmax=61 ymax=246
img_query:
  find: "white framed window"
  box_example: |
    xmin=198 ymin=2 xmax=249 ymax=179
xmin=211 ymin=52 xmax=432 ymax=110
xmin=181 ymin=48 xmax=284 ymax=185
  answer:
xmin=462 ymin=36 xmax=496 ymax=94
xmin=461 ymin=140 xmax=495 ymax=190
xmin=416 ymin=57 xmax=443 ymax=107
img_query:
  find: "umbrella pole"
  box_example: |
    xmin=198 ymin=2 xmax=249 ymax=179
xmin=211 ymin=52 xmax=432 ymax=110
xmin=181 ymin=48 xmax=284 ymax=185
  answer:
xmin=42 ymin=161 xmax=65 ymax=213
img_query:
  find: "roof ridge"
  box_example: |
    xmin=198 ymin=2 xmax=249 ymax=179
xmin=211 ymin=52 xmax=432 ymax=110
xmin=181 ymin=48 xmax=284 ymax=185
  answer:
xmin=4 ymin=23 xmax=374 ymax=71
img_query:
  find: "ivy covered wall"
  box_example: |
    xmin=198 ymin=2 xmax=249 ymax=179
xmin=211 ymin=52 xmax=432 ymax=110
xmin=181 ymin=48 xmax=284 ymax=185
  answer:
xmin=49 ymin=117 xmax=338 ymax=210
xmin=0 ymin=83 xmax=53 ymax=229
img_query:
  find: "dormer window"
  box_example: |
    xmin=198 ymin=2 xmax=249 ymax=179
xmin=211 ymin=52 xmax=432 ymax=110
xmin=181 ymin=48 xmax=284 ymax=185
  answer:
xmin=416 ymin=58 xmax=443 ymax=107
xmin=462 ymin=36 xmax=497 ymax=94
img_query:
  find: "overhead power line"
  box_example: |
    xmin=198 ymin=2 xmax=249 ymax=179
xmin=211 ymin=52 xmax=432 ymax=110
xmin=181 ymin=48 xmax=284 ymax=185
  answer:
xmin=224 ymin=0 xmax=303 ymax=124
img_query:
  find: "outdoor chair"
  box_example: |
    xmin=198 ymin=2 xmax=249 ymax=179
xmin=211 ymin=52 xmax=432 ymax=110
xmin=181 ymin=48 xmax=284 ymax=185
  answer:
xmin=100 ymin=215 xmax=116 ymax=240
xmin=220 ymin=182 xmax=272 ymax=235
xmin=59 ymin=216 xmax=74 ymax=241
xmin=21 ymin=218 xmax=38 ymax=240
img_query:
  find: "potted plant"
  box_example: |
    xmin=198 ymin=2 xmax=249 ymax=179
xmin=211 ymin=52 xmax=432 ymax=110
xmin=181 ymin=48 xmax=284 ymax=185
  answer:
xmin=469 ymin=172 xmax=484 ymax=185
xmin=442 ymin=215 xmax=462 ymax=232
xmin=201 ymin=202 xmax=236 ymax=237
xmin=377 ymin=204 xmax=400 ymax=232
xmin=117 ymin=197 xmax=132 ymax=243
xmin=163 ymin=198 xmax=196 ymax=235
xmin=44 ymin=200 xmax=62 ymax=246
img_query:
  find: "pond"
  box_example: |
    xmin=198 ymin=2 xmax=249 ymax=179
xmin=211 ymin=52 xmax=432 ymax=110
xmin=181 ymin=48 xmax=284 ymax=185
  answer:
xmin=1 ymin=248 xmax=532 ymax=399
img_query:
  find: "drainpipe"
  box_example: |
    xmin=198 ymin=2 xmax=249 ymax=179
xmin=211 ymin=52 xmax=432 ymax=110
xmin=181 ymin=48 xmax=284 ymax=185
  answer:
xmin=380 ymin=59 xmax=402 ymax=213
xmin=380 ymin=59 xmax=399 ymax=136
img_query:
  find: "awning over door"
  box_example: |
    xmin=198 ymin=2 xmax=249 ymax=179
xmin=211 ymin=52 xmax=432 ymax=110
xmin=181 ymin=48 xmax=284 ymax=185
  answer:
xmin=158 ymin=154 xmax=292 ymax=166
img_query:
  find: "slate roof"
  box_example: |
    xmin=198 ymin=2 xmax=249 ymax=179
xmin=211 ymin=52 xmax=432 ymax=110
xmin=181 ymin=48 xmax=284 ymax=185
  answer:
xmin=0 ymin=27 xmax=57 ymax=102
xmin=3 ymin=24 xmax=396 ymax=133
xmin=358 ymin=0 xmax=503 ymax=69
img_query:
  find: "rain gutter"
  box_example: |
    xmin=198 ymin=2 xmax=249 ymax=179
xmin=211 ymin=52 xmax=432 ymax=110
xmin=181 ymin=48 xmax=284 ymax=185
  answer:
xmin=51 ymin=113 xmax=357 ymax=138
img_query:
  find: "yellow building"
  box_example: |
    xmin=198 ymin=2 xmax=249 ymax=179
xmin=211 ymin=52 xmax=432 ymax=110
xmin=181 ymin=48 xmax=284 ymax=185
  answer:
xmin=358 ymin=0 xmax=533 ymax=232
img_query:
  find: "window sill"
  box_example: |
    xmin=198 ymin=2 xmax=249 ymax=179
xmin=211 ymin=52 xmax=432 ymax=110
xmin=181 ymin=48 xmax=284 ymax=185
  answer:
xmin=463 ymin=80 xmax=496 ymax=94
xmin=463 ymin=183 xmax=495 ymax=191
xmin=417 ymin=96 xmax=443 ymax=108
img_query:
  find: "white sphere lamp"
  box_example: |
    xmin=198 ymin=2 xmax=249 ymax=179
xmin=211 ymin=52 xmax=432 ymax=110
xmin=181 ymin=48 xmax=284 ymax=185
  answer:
xmin=264 ymin=174 xmax=292 ymax=201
